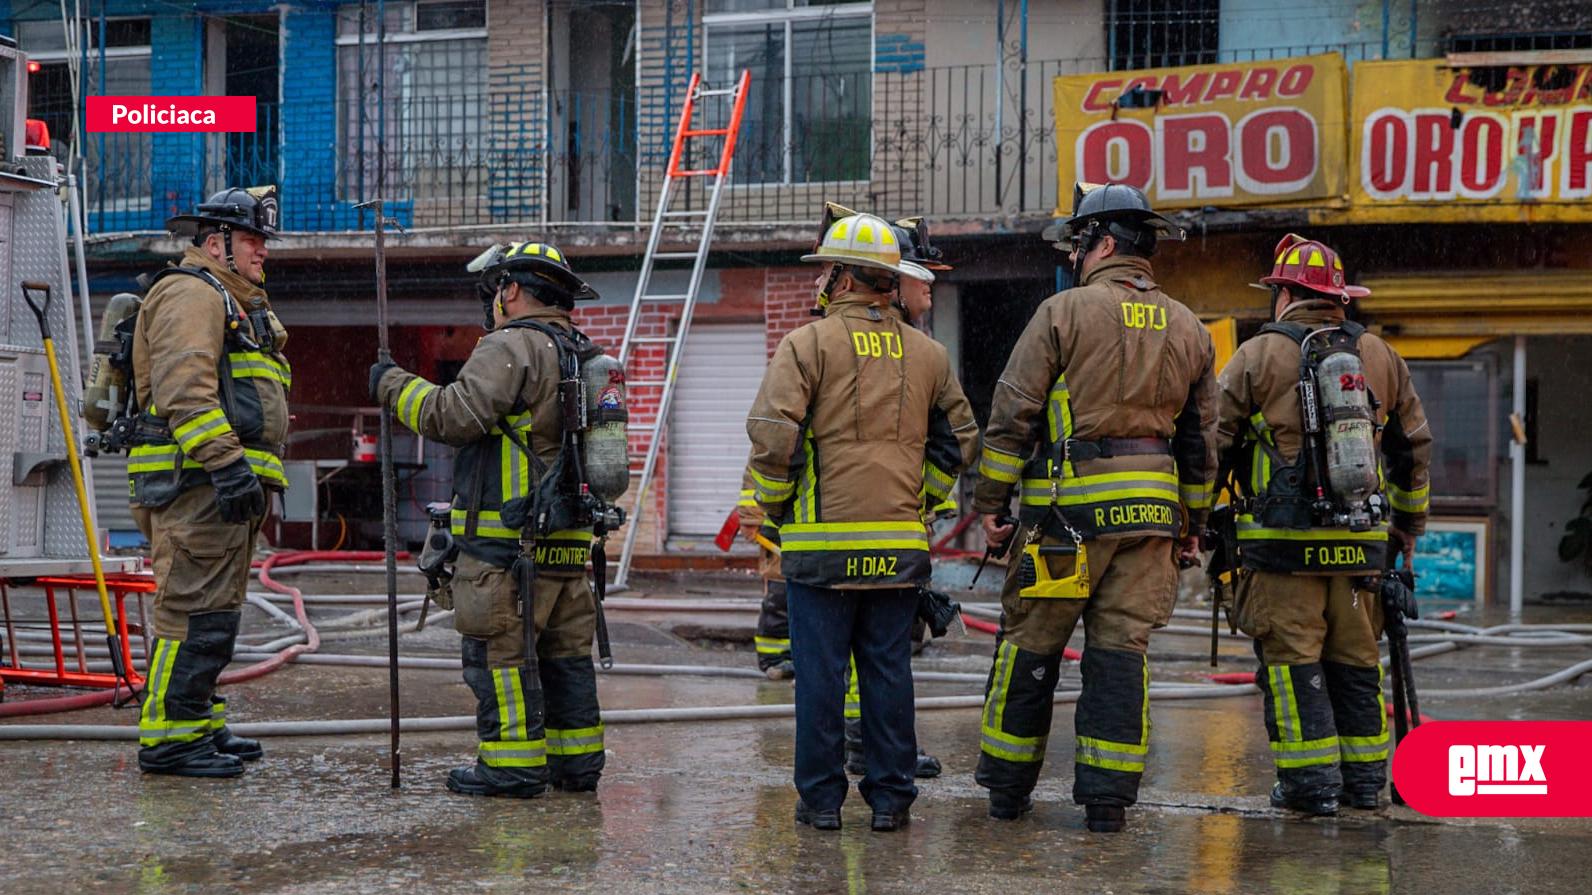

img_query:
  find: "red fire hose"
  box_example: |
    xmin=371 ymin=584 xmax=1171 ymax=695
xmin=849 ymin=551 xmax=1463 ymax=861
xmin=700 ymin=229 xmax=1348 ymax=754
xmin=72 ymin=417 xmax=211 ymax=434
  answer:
xmin=0 ymin=550 xmax=403 ymax=718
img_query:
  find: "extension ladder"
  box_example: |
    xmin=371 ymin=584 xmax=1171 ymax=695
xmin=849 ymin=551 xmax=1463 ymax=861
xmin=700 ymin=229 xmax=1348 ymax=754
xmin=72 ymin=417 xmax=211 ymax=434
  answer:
xmin=612 ymin=70 xmax=752 ymax=589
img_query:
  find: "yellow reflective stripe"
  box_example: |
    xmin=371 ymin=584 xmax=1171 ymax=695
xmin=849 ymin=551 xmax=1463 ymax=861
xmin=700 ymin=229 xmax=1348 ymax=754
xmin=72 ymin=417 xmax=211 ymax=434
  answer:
xmin=978 ymin=445 xmax=1023 ymax=484
xmin=1076 ymin=736 xmax=1148 ymax=772
xmin=478 ymin=739 xmax=548 ymax=767
xmin=1271 ymin=735 xmax=1341 ymax=767
xmin=778 ymin=520 xmax=929 ymax=552
xmin=922 ymin=461 xmax=956 ymax=498
xmin=395 ymin=378 xmax=437 ymax=432
xmin=450 ymin=508 xmax=518 ymax=539
xmin=546 ymin=724 xmax=605 ymax=756
xmin=543 ymin=529 xmax=592 ymax=543
xmin=501 ymin=431 xmax=530 ymax=504
xmin=1048 ymin=376 xmax=1075 ymax=479
xmin=1236 ymin=516 xmax=1389 ymax=541
xmin=1275 ymin=666 xmax=1298 ymax=742
xmin=171 ymin=408 xmax=233 ymax=453
xmin=1018 ymin=471 xmax=1180 ymax=506
xmin=244 ymin=450 xmax=288 ymax=487
xmin=748 ymin=466 xmax=795 ymax=503
xmin=794 ymin=432 xmax=818 ymax=524
xmin=1339 ymin=732 xmax=1390 ymax=761
xmin=1180 ymin=481 xmax=1214 ymax=511
xmin=138 ymin=640 xmax=210 ymax=745
xmin=1387 ymin=482 xmax=1430 ymax=514
xmin=754 ymin=636 xmax=790 ymax=655
xmin=128 ymin=444 xmax=182 ymax=474
xmin=844 ymin=655 xmax=861 ymax=719
xmin=226 ymin=352 xmax=292 ymax=387
xmin=737 ymin=488 xmax=757 ymax=508
xmin=980 ymin=641 xmax=1046 ymax=762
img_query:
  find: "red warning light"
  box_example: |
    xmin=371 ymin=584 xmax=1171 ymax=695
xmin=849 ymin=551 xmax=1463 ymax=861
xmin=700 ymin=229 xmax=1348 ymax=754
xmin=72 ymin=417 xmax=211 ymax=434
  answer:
xmin=27 ymin=61 xmax=41 ymax=73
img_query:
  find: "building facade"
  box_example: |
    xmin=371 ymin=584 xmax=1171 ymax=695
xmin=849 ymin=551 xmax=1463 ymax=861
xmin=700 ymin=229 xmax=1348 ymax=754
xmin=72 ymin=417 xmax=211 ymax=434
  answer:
xmin=5 ymin=0 xmax=1591 ymax=603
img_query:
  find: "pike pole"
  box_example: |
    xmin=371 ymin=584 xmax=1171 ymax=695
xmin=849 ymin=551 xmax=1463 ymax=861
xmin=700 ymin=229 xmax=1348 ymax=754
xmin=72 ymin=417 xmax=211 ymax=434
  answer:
xmin=373 ymin=0 xmax=401 ymax=789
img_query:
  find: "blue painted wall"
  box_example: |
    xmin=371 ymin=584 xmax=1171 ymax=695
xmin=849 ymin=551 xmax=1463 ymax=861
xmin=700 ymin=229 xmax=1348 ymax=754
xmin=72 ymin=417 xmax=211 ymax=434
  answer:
xmin=1218 ymin=0 xmax=1395 ymax=64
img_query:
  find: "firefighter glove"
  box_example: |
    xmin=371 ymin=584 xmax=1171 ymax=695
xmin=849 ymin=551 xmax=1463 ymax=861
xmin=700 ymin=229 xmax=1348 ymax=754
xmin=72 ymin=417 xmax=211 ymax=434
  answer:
xmin=369 ymin=361 xmax=398 ymax=402
xmin=212 ymin=457 xmax=265 ymax=524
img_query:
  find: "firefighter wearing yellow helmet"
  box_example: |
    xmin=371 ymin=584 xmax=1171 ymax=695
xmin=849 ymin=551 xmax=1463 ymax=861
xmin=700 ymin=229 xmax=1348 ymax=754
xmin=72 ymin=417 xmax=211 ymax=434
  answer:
xmin=369 ymin=240 xmax=608 ymax=798
xmin=743 ymin=210 xmax=979 ymax=831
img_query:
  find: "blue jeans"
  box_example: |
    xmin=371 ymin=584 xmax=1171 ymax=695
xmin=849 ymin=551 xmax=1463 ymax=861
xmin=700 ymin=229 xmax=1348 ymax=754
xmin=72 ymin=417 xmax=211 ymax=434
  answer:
xmin=787 ymin=581 xmax=919 ymax=813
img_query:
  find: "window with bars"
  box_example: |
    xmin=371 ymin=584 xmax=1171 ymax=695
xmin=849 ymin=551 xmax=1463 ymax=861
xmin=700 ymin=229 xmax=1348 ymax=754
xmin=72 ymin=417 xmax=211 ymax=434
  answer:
xmin=1448 ymin=31 xmax=1592 ymax=54
xmin=703 ymin=0 xmax=873 ymax=185
xmin=1106 ymin=0 xmax=1220 ymax=71
xmin=16 ymin=18 xmax=153 ymax=210
xmin=335 ymin=0 xmax=487 ymax=201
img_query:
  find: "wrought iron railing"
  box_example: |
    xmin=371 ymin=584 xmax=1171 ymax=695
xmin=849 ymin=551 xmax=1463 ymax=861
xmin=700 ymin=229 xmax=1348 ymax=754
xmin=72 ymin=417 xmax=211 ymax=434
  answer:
xmin=64 ymin=43 xmax=1382 ymax=236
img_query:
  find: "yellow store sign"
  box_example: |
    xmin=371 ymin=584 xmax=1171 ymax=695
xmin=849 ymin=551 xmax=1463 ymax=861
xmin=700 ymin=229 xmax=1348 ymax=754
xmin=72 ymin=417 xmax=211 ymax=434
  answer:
xmin=1351 ymin=60 xmax=1592 ymax=216
xmin=1053 ymin=55 xmax=1349 ymax=212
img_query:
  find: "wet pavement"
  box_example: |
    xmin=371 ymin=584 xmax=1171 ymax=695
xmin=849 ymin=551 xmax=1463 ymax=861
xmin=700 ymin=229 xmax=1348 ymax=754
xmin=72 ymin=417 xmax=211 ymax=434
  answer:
xmin=3 ymin=569 xmax=1591 ymax=894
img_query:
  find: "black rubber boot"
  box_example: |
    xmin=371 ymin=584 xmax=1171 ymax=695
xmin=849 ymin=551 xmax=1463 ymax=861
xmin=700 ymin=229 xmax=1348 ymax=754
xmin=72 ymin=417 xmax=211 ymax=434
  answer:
xmin=1085 ymin=804 xmax=1126 ymax=833
xmin=871 ymin=807 xmax=910 ymax=832
xmin=211 ymin=696 xmax=263 ymax=762
xmin=446 ymin=765 xmax=545 ymax=799
xmin=138 ymin=611 xmax=245 ymax=779
xmin=1343 ymin=787 xmax=1383 ymax=810
xmin=1271 ymin=781 xmax=1339 ymax=816
xmin=763 ymin=660 xmax=795 ymax=681
xmin=914 ymin=749 xmax=942 ymax=779
xmin=989 ymin=791 xmax=1035 ymax=821
xmin=795 ymin=800 xmax=842 ymax=830
xmin=844 ymin=717 xmax=866 ymax=775
xmin=542 ymin=654 xmax=605 ymax=793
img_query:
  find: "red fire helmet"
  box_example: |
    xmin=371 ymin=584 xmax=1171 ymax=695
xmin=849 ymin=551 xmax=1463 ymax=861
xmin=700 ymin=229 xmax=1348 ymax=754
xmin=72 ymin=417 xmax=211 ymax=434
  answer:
xmin=1252 ymin=233 xmax=1369 ymax=302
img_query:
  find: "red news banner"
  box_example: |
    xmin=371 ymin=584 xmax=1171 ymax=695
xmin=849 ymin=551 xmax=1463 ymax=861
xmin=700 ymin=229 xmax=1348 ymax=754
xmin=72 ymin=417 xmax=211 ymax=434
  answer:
xmin=1392 ymin=721 xmax=1592 ymax=817
xmin=86 ymin=96 xmax=257 ymax=133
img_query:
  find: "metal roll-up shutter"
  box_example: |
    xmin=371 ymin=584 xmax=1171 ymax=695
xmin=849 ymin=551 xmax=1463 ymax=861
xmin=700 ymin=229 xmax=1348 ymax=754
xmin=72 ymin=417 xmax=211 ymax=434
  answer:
xmin=667 ymin=323 xmax=767 ymax=539
xmin=90 ymin=453 xmax=137 ymax=535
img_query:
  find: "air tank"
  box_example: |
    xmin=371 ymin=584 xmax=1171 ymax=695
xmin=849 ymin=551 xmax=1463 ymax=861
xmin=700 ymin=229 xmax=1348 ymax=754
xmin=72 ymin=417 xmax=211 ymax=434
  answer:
xmin=581 ymin=352 xmax=629 ymax=502
xmin=82 ymin=292 xmax=142 ymax=432
xmin=1316 ymin=351 xmax=1379 ymax=505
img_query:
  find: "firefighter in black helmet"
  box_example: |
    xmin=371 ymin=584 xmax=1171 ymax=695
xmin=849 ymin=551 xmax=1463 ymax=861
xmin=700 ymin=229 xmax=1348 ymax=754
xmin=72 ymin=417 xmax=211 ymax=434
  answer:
xmin=372 ymin=241 xmax=610 ymax=798
xmin=132 ymin=186 xmax=287 ymax=778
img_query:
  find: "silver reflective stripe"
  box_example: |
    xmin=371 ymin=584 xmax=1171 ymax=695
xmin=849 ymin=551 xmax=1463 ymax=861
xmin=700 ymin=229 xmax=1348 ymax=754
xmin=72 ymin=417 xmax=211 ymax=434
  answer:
xmin=778 ymin=529 xmax=929 ymax=545
xmin=983 ymin=732 xmax=1040 ymax=759
xmin=1076 ymin=741 xmax=1146 ymax=768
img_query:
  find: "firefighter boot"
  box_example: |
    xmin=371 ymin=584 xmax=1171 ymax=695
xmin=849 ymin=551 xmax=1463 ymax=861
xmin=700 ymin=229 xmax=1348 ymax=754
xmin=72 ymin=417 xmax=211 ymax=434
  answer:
xmin=1085 ymin=805 xmax=1126 ymax=833
xmin=541 ymin=655 xmax=606 ymax=792
xmin=210 ymin=696 xmax=263 ymax=762
xmin=1325 ymin=661 xmax=1389 ymax=809
xmin=847 ymin=717 xmax=942 ymax=778
xmin=756 ymin=581 xmax=793 ymax=678
xmin=1258 ymin=661 xmax=1342 ymax=815
xmin=450 ymin=638 xmax=549 ymax=798
xmin=976 ymin=641 xmax=1062 ymax=819
xmin=138 ymin=611 xmax=245 ymax=778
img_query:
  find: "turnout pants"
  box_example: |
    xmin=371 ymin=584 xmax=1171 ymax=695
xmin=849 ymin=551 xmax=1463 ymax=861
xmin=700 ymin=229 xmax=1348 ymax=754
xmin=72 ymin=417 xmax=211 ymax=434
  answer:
xmin=755 ymin=580 xmax=792 ymax=671
xmin=1234 ymin=570 xmax=1388 ymax=800
xmin=452 ymin=553 xmax=605 ymax=790
xmin=134 ymin=485 xmax=261 ymax=767
xmin=976 ymin=532 xmax=1176 ymax=808
xmin=787 ymin=581 xmax=919 ymax=814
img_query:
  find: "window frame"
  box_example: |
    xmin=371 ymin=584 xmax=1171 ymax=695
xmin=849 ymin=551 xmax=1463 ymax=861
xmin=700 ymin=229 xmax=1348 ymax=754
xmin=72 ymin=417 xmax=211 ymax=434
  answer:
xmin=702 ymin=0 xmax=874 ymax=186
xmin=333 ymin=0 xmax=488 ymax=201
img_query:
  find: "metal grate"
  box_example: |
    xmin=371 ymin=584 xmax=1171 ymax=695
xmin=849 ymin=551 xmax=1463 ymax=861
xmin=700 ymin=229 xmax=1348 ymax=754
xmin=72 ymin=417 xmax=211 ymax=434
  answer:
xmin=1106 ymin=0 xmax=1221 ymax=71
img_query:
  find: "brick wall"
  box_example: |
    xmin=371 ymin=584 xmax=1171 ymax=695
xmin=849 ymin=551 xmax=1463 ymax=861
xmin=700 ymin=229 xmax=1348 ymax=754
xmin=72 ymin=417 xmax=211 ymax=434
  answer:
xmin=871 ymin=0 xmax=927 ymax=216
xmin=487 ymin=0 xmax=546 ymax=221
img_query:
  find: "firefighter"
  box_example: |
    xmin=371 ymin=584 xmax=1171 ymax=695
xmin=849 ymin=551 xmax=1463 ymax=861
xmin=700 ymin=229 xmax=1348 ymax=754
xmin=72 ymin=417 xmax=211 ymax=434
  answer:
xmin=132 ymin=186 xmax=287 ymax=778
xmin=370 ymin=241 xmax=606 ymax=798
xmin=737 ymin=210 xmax=954 ymax=782
xmin=1216 ymin=234 xmax=1431 ymax=815
xmin=973 ymin=183 xmax=1218 ymax=832
xmin=745 ymin=211 xmax=978 ymax=832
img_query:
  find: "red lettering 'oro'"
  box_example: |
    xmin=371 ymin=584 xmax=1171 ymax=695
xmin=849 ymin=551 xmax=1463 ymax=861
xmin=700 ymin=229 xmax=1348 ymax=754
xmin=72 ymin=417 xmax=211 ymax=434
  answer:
xmin=1077 ymin=119 xmax=1154 ymax=190
xmin=1081 ymin=79 xmax=1125 ymax=113
xmin=1459 ymin=114 xmax=1506 ymax=198
xmin=1157 ymin=113 xmax=1233 ymax=199
xmin=1516 ymin=113 xmax=1561 ymax=193
xmin=1412 ymin=112 xmax=1457 ymax=198
xmin=1564 ymin=109 xmax=1592 ymax=198
xmin=1363 ymin=111 xmax=1409 ymax=198
xmin=1238 ymin=67 xmax=1279 ymax=101
xmin=1236 ymin=108 xmax=1316 ymax=194
xmin=1204 ymin=70 xmax=1242 ymax=102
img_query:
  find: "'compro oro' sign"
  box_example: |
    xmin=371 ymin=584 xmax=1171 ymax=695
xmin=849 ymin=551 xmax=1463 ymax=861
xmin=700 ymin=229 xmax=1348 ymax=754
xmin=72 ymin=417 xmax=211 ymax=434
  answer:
xmin=1053 ymin=54 xmax=1348 ymax=212
xmin=1354 ymin=60 xmax=1592 ymax=205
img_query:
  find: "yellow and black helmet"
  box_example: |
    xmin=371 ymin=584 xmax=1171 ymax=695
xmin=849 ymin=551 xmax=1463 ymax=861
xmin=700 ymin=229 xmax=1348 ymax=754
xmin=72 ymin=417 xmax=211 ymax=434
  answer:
xmin=467 ymin=241 xmax=600 ymax=306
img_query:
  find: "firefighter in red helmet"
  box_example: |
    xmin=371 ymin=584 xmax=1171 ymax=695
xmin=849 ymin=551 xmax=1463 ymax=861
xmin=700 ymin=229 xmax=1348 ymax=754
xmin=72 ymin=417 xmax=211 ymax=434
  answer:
xmin=1214 ymin=233 xmax=1432 ymax=815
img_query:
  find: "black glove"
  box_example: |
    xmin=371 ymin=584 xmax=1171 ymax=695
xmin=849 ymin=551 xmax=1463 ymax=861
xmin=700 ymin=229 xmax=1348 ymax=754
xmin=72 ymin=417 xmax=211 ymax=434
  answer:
xmin=211 ymin=456 xmax=265 ymax=524
xmin=369 ymin=361 xmax=398 ymax=402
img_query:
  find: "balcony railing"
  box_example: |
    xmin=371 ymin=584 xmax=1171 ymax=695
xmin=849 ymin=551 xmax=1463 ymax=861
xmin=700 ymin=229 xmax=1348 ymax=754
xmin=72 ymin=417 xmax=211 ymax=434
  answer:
xmin=65 ymin=43 xmax=1379 ymax=237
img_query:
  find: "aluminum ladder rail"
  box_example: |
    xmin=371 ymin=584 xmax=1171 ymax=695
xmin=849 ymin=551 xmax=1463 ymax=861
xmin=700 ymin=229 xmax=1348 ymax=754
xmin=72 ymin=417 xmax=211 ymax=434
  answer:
xmin=613 ymin=70 xmax=751 ymax=590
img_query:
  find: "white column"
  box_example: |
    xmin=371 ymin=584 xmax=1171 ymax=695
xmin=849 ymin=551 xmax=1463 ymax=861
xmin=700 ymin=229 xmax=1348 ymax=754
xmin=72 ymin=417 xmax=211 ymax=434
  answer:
xmin=1510 ymin=335 xmax=1526 ymax=616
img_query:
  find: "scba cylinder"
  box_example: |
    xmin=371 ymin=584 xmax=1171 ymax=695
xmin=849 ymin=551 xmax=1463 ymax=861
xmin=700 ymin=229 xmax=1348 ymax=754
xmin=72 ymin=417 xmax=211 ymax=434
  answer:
xmin=1316 ymin=351 xmax=1378 ymax=505
xmin=582 ymin=352 xmax=629 ymax=502
xmin=83 ymin=292 xmax=142 ymax=432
